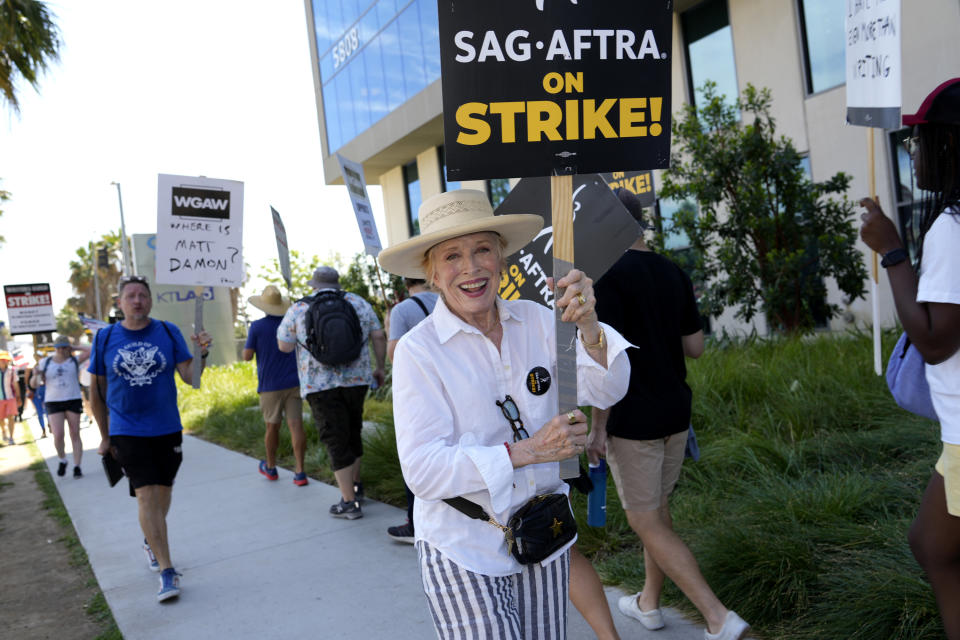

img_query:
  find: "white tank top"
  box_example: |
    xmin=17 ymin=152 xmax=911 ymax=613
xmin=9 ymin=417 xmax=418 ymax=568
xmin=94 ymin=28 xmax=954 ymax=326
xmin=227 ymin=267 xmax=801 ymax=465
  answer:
xmin=41 ymin=357 xmax=83 ymax=403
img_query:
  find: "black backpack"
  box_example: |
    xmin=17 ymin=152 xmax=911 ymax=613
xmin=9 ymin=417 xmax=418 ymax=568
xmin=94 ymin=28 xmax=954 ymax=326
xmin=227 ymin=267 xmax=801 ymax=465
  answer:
xmin=298 ymin=290 xmax=364 ymax=365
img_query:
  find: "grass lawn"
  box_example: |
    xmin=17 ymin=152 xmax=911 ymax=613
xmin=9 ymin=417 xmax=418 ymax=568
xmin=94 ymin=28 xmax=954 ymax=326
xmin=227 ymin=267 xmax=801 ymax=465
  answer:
xmin=179 ymin=330 xmax=944 ymax=639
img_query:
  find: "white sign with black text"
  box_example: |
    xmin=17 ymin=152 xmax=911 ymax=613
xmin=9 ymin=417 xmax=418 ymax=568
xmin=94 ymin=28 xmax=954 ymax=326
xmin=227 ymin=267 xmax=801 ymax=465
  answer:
xmin=155 ymin=174 xmax=245 ymax=287
xmin=845 ymin=0 xmax=901 ymax=129
xmin=336 ymin=154 xmax=382 ymax=257
xmin=4 ymin=283 xmax=56 ymax=335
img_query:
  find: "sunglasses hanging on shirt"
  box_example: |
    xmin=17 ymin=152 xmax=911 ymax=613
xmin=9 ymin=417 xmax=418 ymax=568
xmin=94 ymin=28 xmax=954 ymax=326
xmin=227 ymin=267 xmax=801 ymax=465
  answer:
xmin=496 ymin=395 xmax=530 ymax=442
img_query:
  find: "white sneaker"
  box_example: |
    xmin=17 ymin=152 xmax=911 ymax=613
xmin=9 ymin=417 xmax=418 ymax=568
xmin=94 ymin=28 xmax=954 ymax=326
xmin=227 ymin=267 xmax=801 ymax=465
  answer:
xmin=704 ymin=611 xmax=750 ymax=640
xmin=618 ymin=591 xmax=665 ymax=630
xmin=143 ymin=539 xmax=160 ymax=572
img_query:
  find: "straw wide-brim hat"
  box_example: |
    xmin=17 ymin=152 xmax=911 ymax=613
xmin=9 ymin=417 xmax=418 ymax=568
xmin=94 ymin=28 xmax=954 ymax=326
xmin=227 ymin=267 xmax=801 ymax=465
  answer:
xmin=248 ymin=285 xmax=291 ymax=316
xmin=0 ymin=351 xmax=11 ymax=362
xmin=378 ymin=189 xmax=543 ymax=279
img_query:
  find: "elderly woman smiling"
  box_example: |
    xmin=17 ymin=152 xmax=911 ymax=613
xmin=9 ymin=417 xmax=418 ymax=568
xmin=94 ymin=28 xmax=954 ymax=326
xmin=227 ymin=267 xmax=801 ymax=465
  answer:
xmin=379 ymin=189 xmax=630 ymax=639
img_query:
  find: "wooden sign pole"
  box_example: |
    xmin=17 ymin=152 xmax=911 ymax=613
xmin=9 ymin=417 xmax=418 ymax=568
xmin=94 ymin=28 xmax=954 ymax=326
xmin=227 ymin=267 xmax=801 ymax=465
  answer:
xmin=372 ymin=256 xmax=392 ymax=311
xmin=551 ymin=174 xmax=580 ymax=480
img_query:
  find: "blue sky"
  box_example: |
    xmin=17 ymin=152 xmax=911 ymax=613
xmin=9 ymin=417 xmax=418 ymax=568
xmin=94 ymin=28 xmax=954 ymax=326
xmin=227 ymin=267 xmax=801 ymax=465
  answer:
xmin=0 ymin=0 xmax=385 ymax=333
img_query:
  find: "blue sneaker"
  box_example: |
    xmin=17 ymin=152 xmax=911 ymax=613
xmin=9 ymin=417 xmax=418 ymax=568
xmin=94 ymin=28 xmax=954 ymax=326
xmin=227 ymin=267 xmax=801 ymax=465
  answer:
xmin=293 ymin=471 xmax=308 ymax=486
xmin=157 ymin=568 xmax=181 ymax=602
xmin=143 ymin=539 xmax=160 ymax=572
xmin=258 ymin=460 xmax=278 ymax=481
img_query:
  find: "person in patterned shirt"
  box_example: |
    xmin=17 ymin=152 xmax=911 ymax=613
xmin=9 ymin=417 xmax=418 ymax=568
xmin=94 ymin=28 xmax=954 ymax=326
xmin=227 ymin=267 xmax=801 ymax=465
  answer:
xmin=277 ymin=266 xmax=386 ymax=519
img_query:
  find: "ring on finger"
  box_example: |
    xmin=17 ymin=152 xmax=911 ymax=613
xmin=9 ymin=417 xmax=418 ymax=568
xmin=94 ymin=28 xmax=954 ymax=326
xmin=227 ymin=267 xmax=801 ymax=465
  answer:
xmin=576 ymin=293 xmax=586 ymax=306
xmin=567 ymin=411 xmax=577 ymax=425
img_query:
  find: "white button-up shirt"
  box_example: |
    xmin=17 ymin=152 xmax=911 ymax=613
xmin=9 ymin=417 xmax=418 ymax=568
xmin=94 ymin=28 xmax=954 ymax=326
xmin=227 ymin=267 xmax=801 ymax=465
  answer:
xmin=392 ymin=296 xmax=630 ymax=576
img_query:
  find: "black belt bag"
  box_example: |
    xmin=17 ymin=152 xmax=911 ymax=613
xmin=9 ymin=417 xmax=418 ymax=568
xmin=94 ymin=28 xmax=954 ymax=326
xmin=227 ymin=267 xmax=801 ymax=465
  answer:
xmin=445 ymin=493 xmax=577 ymax=565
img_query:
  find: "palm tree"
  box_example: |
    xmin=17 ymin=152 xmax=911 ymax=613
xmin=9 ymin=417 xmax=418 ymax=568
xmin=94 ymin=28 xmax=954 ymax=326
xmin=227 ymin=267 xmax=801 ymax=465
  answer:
xmin=0 ymin=182 xmax=8 ymax=246
xmin=0 ymin=0 xmax=61 ymax=114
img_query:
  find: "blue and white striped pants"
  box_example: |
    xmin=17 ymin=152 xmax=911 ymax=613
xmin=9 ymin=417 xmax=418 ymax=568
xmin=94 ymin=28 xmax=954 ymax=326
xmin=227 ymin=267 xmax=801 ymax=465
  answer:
xmin=417 ymin=540 xmax=570 ymax=640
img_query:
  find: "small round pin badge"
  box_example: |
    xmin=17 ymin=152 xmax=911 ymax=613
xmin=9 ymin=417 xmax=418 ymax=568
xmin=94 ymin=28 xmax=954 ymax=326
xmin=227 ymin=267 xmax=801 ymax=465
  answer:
xmin=526 ymin=366 xmax=551 ymax=396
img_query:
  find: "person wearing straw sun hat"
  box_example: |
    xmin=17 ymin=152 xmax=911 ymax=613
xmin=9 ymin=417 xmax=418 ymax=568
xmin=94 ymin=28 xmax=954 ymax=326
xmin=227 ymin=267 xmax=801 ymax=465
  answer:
xmin=860 ymin=77 xmax=960 ymax=639
xmin=243 ymin=285 xmax=308 ymax=486
xmin=379 ymin=188 xmax=631 ymax=639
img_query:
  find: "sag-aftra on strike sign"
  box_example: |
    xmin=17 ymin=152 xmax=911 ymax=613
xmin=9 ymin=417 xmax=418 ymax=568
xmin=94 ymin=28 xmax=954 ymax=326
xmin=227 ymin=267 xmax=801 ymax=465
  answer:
xmin=439 ymin=0 xmax=673 ymax=180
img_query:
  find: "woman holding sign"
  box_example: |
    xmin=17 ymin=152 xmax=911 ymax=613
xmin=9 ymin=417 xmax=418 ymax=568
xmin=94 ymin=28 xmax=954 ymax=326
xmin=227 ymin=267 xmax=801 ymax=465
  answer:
xmin=860 ymin=78 xmax=960 ymax=639
xmin=379 ymin=189 xmax=630 ymax=639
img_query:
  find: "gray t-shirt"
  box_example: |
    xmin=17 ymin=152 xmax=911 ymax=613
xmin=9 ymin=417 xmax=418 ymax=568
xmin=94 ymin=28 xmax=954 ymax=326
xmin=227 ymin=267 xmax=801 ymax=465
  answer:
xmin=389 ymin=292 xmax=439 ymax=341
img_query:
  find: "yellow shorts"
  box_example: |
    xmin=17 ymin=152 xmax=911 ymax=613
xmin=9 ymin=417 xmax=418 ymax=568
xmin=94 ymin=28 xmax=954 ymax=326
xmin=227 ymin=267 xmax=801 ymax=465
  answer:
xmin=935 ymin=443 xmax=960 ymax=517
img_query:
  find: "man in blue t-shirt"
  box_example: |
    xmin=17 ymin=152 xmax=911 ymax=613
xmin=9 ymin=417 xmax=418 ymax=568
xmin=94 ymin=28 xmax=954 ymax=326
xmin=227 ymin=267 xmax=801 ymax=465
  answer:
xmin=88 ymin=275 xmax=212 ymax=604
xmin=242 ymin=285 xmax=306 ymax=485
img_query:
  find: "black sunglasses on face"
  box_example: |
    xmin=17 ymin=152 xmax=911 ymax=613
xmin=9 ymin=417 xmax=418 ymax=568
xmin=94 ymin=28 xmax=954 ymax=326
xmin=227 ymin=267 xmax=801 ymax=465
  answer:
xmin=496 ymin=395 xmax=530 ymax=442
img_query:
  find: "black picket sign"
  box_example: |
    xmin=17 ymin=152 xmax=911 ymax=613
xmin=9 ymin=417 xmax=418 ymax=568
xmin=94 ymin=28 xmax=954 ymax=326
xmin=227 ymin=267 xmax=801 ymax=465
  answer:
xmin=438 ymin=0 xmax=674 ymax=180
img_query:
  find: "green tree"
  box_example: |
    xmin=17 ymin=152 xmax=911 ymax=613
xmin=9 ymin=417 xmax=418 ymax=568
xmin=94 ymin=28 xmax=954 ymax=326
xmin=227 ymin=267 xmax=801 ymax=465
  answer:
xmin=258 ymin=249 xmax=324 ymax=299
xmin=67 ymin=232 xmax=124 ymax=320
xmin=55 ymin=304 xmax=83 ymax=339
xmin=0 ymin=0 xmax=61 ymax=114
xmin=338 ymin=252 xmax=403 ymax=321
xmin=259 ymin=250 xmax=403 ymax=321
xmin=661 ymin=82 xmax=867 ymax=333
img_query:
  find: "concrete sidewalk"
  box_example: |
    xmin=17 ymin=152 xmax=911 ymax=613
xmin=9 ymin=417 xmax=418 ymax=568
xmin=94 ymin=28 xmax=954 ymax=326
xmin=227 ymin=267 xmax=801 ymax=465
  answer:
xmin=31 ymin=419 xmax=706 ymax=639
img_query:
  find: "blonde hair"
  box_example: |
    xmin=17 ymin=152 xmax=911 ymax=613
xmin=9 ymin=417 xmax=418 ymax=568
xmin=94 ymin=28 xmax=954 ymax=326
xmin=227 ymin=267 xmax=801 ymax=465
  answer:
xmin=422 ymin=232 xmax=509 ymax=292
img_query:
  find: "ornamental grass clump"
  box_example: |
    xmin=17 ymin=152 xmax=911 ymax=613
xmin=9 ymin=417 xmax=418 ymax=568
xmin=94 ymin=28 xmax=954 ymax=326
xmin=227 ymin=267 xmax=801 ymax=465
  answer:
xmin=179 ymin=331 xmax=945 ymax=638
xmin=591 ymin=330 xmax=943 ymax=638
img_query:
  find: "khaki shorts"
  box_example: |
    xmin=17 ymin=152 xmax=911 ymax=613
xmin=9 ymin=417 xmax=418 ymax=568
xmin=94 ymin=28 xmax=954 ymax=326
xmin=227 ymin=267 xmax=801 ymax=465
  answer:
xmin=259 ymin=387 xmax=303 ymax=424
xmin=607 ymin=430 xmax=688 ymax=512
xmin=935 ymin=442 xmax=960 ymax=517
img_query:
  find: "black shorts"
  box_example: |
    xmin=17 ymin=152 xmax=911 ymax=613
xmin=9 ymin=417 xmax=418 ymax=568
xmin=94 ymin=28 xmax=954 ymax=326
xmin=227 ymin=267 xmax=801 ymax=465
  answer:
xmin=45 ymin=399 xmax=84 ymax=415
xmin=112 ymin=431 xmax=183 ymax=492
xmin=306 ymin=385 xmax=367 ymax=471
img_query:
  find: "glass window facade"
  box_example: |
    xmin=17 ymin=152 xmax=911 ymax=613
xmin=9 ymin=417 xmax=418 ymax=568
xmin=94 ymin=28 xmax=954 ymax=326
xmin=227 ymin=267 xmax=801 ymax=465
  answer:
xmin=681 ymin=0 xmax=739 ymax=112
xmin=798 ymin=0 xmax=845 ymax=95
xmin=488 ymin=179 xmax=512 ymax=210
xmin=439 ymin=146 xmax=461 ymax=193
xmin=404 ymin=161 xmax=422 ymax=236
xmin=889 ymin=129 xmax=923 ymax=264
xmin=656 ymin=197 xmax=695 ymax=251
xmin=312 ymin=0 xmax=442 ymax=153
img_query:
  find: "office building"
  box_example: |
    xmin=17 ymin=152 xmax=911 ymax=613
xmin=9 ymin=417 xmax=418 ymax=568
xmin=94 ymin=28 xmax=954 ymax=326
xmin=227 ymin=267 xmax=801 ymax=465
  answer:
xmin=304 ymin=0 xmax=960 ymax=334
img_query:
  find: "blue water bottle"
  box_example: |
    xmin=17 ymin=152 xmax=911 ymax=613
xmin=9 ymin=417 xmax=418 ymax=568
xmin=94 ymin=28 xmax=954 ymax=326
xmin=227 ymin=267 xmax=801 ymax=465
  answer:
xmin=587 ymin=460 xmax=607 ymax=528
